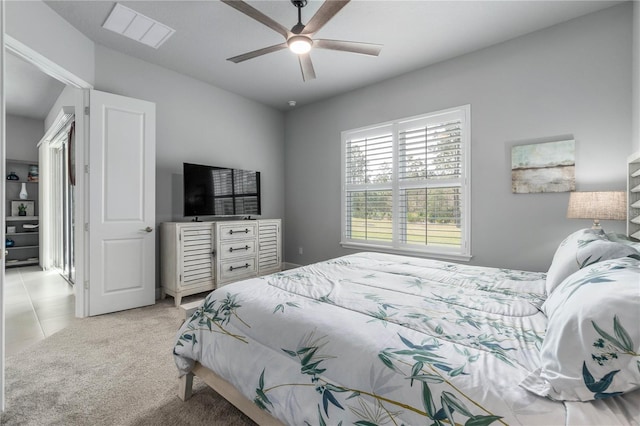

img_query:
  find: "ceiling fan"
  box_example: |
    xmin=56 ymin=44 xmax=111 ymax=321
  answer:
xmin=221 ymin=0 xmax=382 ymax=82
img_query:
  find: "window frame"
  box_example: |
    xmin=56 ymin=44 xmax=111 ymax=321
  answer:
xmin=340 ymin=105 xmax=471 ymax=261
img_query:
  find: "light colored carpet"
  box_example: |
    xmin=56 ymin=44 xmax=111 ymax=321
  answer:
xmin=1 ymin=300 xmax=255 ymax=425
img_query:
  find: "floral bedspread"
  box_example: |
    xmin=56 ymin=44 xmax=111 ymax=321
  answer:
xmin=173 ymin=252 xmax=636 ymax=425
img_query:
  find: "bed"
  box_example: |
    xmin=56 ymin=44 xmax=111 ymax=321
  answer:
xmin=173 ymin=230 xmax=640 ymax=425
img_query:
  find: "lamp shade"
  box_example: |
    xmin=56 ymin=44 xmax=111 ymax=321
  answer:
xmin=567 ymin=191 xmax=626 ymax=222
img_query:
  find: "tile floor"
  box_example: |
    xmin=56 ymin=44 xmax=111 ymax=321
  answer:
xmin=4 ymin=266 xmax=75 ymax=356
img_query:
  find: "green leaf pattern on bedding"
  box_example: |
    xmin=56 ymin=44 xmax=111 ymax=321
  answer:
xmin=271 ymin=263 xmax=547 ymax=369
xmin=584 ymin=316 xmax=640 ymax=400
xmin=253 ymin=330 xmax=506 ymax=425
xmin=174 ymin=252 xmax=565 ymax=425
xmin=524 ymin=257 xmax=640 ymax=402
xmin=175 ymin=293 xmax=250 ymax=348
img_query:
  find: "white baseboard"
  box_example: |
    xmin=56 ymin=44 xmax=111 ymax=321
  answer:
xmin=283 ymin=262 xmax=302 ymax=270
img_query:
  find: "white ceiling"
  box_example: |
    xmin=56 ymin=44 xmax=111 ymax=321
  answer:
xmin=6 ymin=0 xmax=625 ymax=117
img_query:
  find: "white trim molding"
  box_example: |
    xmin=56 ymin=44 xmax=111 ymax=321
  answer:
xmin=5 ymin=35 xmax=93 ymax=90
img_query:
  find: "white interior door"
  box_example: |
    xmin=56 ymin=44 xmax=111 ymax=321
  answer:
xmin=88 ymin=90 xmax=155 ymax=316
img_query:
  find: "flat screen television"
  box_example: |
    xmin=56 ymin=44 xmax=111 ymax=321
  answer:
xmin=183 ymin=163 xmax=261 ymax=217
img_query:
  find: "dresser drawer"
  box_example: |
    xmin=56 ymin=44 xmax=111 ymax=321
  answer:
xmin=218 ymin=223 xmax=257 ymax=242
xmin=219 ymin=240 xmax=256 ymax=260
xmin=218 ymin=258 xmax=257 ymax=284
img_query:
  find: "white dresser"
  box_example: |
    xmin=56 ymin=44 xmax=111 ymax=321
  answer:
xmin=161 ymin=219 xmax=281 ymax=306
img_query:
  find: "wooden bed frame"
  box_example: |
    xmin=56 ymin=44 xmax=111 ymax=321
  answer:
xmin=178 ymin=362 xmax=285 ymax=425
xmin=178 ymin=301 xmax=285 ymax=425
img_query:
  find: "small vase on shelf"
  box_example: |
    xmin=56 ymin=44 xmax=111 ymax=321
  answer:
xmin=19 ymin=183 xmax=28 ymax=200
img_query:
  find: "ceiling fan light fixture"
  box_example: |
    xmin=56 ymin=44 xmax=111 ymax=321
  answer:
xmin=288 ymin=35 xmax=312 ymax=54
xmin=222 ymin=0 xmax=382 ymax=81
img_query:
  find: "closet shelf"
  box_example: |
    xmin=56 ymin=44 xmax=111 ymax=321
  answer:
xmin=6 ymin=216 xmax=38 ymax=221
xmin=5 ymin=159 xmax=40 ymax=268
xmin=5 ymin=259 xmax=39 ymax=267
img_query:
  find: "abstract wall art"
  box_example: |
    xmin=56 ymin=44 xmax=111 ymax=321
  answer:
xmin=511 ymin=140 xmax=575 ymax=193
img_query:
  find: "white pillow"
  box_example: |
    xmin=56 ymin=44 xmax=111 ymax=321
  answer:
xmin=522 ymin=257 xmax=640 ymax=401
xmin=606 ymin=232 xmax=640 ymax=252
xmin=545 ymin=229 xmax=638 ymax=295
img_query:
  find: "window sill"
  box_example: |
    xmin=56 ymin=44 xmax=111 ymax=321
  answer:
xmin=340 ymin=241 xmax=472 ymax=263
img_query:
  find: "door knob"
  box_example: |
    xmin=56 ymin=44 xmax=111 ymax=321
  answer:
xmin=143 ymin=226 xmax=153 ymax=233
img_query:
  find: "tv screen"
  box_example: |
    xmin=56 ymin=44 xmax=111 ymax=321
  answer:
xmin=183 ymin=163 xmax=261 ymax=217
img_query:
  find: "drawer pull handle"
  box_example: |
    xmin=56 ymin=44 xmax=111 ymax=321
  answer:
xmin=229 ymin=263 xmax=250 ymax=271
xmin=229 ymin=245 xmax=250 ymax=252
xmin=229 ymin=228 xmax=249 ymax=235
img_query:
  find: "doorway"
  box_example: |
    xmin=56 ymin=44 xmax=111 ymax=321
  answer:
xmin=4 ymin=50 xmax=76 ymax=355
xmin=3 ymin=33 xmax=92 ymax=323
xmin=2 ymin=10 xmax=93 ymax=411
xmin=2 ymin=25 xmax=156 ymax=410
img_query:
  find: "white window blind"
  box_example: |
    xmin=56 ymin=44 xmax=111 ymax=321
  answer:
xmin=345 ymin=128 xmax=394 ymax=242
xmin=341 ymin=105 xmax=471 ymax=260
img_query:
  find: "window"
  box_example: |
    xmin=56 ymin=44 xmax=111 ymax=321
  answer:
xmin=341 ymin=105 xmax=471 ymax=260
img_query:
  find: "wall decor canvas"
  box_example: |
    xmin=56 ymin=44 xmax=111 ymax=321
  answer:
xmin=511 ymin=140 xmax=575 ymax=193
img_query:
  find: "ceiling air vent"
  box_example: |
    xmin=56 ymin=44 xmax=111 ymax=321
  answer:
xmin=102 ymin=3 xmax=175 ymax=49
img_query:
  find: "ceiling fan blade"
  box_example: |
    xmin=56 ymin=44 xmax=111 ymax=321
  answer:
xmin=301 ymin=0 xmax=350 ymax=35
xmin=298 ymin=54 xmax=316 ymax=82
xmin=314 ymin=39 xmax=382 ymax=56
xmin=227 ymin=43 xmax=288 ymax=63
xmin=221 ymin=0 xmax=291 ymax=39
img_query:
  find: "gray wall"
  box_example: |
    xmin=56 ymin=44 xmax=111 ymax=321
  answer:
xmin=284 ymin=3 xmax=632 ymax=272
xmin=93 ymin=45 xmax=286 ymax=285
xmin=94 ymin=45 xmax=285 ymax=225
xmin=6 ymin=114 xmax=42 ymax=162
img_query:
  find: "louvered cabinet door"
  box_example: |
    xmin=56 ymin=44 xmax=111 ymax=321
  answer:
xmin=160 ymin=222 xmax=216 ymax=307
xmin=258 ymin=219 xmax=281 ymax=275
xmin=180 ymin=225 xmax=215 ymax=287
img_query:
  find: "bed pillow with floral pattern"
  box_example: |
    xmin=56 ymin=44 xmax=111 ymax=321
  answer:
xmin=521 ymin=257 xmax=640 ymax=401
xmin=545 ymin=228 xmax=639 ymax=296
